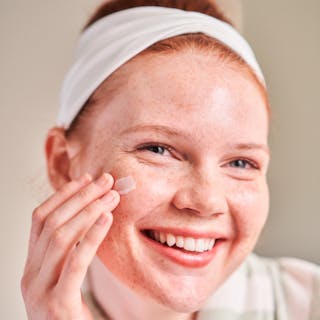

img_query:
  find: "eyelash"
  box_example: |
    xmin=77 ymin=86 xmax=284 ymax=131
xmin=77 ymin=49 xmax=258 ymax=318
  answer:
xmin=137 ymin=143 xmax=173 ymax=156
xmin=228 ymin=158 xmax=258 ymax=170
xmin=137 ymin=143 xmax=259 ymax=170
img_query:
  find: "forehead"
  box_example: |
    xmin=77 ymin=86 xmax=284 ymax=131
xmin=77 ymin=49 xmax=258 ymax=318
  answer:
xmin=94 ymin=51 xmax=268 ymax=142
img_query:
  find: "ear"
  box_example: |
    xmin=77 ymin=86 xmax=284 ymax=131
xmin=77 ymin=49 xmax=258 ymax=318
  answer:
xmin=45 ymin=127 xmax=72 ymax=191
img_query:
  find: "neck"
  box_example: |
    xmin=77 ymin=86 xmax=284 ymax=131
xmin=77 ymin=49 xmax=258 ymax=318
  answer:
xmin=87 ymin=256 xmax=196 ymax=320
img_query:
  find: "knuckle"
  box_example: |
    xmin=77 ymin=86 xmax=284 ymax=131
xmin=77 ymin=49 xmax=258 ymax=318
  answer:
xmin=20 ymin=276 xmax=40 ymax=308
xmin=77 ymin=187 xmax=92 ymax=201
xmin=51 ymin=228 xmax=67 ymax=249
xmin=84 ymin=229 xmax=99 ymax=246
xmin=89 ymin=200 xmax=103 ymax=214
xmin=20 ymin=275 xmax=29 ymax=298
xmin=32 ymin=206 xmax=43 ymax=224
xmin=68 ymin=254 xmax=82 ymax=274
xmin=81 ymin=200 xmax=101 ymax=217
xmin=81 ymin=205 xmax=92 ymax=217
xmin=44 ymin=216 xmax=57 ymax=233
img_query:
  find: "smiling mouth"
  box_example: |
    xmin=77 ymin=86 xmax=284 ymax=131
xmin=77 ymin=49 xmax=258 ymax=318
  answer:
xmin=142 ymin=230 xmax=218 ymax=253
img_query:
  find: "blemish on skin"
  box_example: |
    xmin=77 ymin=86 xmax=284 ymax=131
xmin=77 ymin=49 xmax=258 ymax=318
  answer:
xmin=114 ymin=175 xmax=136 ymax=195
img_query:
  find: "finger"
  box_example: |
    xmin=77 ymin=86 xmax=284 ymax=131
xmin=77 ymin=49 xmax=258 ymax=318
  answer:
xmin=26 ymin=173 xmax=92 ymax=268
xmin=38 ymin=190 xmax=119 ymax=288
xmin=56 ymin=212 xmax=113 ymax=297
xmin=28 ymin=173 xmax=114 ymax=275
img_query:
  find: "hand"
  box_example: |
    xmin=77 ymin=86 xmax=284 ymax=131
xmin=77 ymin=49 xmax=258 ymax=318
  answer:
xmin=21 ymin=172 xmax=120 ymax=319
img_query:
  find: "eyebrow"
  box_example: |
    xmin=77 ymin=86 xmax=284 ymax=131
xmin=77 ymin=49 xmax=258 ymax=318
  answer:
xmin=227 ymin=143 xmax=270 ymax=155
xmin=120 ymin=124 xmax=183 ymax=138
xmin=120 ymin=124 xmax=270 ymax=154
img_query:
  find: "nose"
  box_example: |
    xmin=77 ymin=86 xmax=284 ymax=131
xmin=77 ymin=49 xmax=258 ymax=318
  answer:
xmin=172 ymin=169 xmax=228 ymax=217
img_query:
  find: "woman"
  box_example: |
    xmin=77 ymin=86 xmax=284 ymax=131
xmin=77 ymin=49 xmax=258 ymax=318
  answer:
xmin=21 ymin=0 xmax=320 ymax=319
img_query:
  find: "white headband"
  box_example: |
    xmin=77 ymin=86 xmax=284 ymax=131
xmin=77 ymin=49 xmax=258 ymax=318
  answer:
xmin=58 ymin=6 xmax=266 ymax=129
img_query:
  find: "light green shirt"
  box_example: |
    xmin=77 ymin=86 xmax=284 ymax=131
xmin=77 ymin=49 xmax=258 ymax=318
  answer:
xmin=83 ymin=253 xmax=320 ymax=319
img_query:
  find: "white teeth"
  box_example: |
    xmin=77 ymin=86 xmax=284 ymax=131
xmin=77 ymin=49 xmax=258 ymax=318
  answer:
xmin=209 ymin=239 xmax=216 ymax=250
xmin=184 ymin=237 xmax=195 ymax=251
xmin=166 ymin=234 xmax=176 ymax=247
xmin=195 ymin=238 xmax=205 ymax=252
xmin=176 ymin=236 xmax=184 ymax=248
xmin=149 ymin=231 xmax=217 ymax=252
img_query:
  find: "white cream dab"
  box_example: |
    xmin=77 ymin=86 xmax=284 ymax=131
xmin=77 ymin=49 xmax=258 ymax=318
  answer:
xmin=114 ymin=175 xmax=136 ymax=195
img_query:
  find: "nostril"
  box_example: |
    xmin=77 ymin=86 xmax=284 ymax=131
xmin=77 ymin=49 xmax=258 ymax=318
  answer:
xmin=172 ymin=187 xmax=227 ymax=218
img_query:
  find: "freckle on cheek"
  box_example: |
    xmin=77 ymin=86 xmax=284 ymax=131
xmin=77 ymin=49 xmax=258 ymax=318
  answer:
xmin=114 ymin=175 xmax=137 ymax=195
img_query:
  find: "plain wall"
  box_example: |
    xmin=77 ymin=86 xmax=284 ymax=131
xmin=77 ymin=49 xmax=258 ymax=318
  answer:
xmin=242 ymin=0 xmax=320 ymax=263
xmin=0 ymin=1 xmax=319 ymax=318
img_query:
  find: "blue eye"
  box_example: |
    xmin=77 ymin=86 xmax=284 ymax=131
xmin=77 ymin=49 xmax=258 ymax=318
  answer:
xmin=137 ymin=144 xmax=172 ymax=156
xmin=229 ymin=159 xmax=257 ymax=169
xmin=145 ymin=145 xmax=166 ymax=155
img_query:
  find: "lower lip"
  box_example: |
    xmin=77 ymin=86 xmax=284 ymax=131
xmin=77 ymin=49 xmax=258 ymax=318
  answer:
xmin=140 ymin=232 xmax=223 ymax=268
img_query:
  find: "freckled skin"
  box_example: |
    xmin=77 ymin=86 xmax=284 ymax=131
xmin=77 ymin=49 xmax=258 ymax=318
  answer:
xmin=70 ymin=51 xmax=270 ymax=313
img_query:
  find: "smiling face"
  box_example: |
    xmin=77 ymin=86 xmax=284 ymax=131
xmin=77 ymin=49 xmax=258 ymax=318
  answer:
xmin=68 ymin=50 xmax=270 ymax=312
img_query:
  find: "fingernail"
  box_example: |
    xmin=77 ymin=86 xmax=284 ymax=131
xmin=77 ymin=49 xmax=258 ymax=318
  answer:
xmin=100 ymin=190 xmax=116 ymax=204
xmin=96 ymin=173 xmax=111 ymax=187
xmin=95 ymin=213 xmax=109 ymax=225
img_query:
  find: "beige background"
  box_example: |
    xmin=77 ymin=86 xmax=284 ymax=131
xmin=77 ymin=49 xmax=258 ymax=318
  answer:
xmin=1 ymin=1 xmax=319 ymax=318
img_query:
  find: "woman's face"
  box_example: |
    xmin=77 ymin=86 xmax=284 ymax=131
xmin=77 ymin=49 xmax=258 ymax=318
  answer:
xmin=69 ymin=51 xmax=270 ymax=312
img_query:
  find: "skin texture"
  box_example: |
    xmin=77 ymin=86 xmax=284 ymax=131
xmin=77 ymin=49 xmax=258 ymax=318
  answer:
xmin=42 ymin=50 xmax=270 ymax=319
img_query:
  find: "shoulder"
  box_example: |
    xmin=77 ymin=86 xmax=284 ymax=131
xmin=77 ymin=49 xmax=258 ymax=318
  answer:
xmin=248 ymin=254 xmax=320 ymax=320
xmin=199 ymin=254 xmax=320 ymax=319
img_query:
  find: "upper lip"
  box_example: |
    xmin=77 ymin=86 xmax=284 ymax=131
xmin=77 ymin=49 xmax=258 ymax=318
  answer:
xmin=141 ymin=226 xmax=227 ymax=239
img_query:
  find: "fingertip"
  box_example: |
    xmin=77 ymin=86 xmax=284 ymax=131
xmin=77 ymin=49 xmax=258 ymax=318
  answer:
xmin=79 ymin=173 xmax=92 ymax=184
xmin=105 ymin=172 xmax=115 ymax=185
xmin=110 ymin=189 xmax=120 ymax=201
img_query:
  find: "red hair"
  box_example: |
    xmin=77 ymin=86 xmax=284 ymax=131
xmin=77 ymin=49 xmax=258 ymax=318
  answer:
xmin=84 ymin=0 xmax=233 ymax=29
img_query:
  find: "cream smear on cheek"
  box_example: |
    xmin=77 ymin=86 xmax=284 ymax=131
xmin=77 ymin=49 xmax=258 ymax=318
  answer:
xmin=114 ymin=175 xmax=137 ymax=195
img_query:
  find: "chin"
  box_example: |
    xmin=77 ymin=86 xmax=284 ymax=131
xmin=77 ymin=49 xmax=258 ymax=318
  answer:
xmin=100 ymin=254 xmax=214 ymax=313
xmin=153 ymin=292 xmax=209 ymax=313
xmin=134 ymin=274 xmax=218 ymax=313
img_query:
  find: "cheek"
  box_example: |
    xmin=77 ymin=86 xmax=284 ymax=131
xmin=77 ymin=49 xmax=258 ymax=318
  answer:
xmin=121 ymin=170 xmax=165 ymax=204
xmin=228 ymin=180 xmax=269 ymax=239
xmin=97 ymin=164 xmax=178 ymax=277
xmin=106 ymin=163 xmax=178 ymax=229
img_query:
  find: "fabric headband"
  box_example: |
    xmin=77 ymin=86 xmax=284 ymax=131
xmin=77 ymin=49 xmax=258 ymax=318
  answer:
xmin=58 ymin=6 xmax=266 ymax=129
